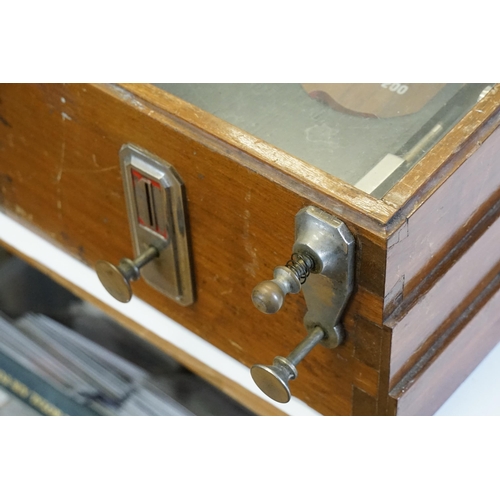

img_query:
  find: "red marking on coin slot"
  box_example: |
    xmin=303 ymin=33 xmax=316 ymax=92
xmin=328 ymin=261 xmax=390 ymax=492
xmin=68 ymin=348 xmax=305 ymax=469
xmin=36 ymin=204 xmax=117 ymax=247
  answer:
xmin=131 ymin=169 xmax=167 ymax=238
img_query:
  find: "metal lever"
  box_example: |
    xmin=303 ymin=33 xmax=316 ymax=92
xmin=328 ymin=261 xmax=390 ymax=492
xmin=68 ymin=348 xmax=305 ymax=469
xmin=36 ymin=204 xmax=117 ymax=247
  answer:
xmin=95 ymin=245 xmax=161 ymax=303
xmin=251 ymin=326 xmax=344 ymax=403
xmin=250 ymin=206 xmax=355 ymax=403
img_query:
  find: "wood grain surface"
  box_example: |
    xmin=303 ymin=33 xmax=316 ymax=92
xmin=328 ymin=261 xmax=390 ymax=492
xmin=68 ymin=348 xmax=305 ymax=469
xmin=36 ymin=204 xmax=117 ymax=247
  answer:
xmin=0 ymin=83 xmax=389 ymax=415
xmin=384 ymin=124 xmax=500 ymax=316
xmin=120 ymin=84 xmax=394 ymax=232
xmin=389 ymin=274 xmax=500 ymax=416
xmin=1 ymin=83 xmax=500 ymax=416
xmin=388 ymin=206 xmax=500 ymax=386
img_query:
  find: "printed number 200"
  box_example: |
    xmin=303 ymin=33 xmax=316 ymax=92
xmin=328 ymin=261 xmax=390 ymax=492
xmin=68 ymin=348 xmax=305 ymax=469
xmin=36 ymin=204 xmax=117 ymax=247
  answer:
xmin=381 ymin=83 xmax=408 ymax=95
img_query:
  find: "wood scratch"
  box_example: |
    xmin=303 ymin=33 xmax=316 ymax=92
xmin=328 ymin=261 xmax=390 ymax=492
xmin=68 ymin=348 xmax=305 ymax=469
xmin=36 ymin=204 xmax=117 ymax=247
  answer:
xmin=56 ymin=131 xmax=66 ymax=221
xmin=67 ymin=166 xmax=116 ymax=174
xmin=56 ymin=184 xmax=63 ymax=221
xmin=242 ymin=208 xmax=258 ymax=277
xmin=89 ymin=154 xmax=115 ymax=173
xmin=57 ymin=140 xmax=66 ymax=183
xmin=14 ymin=205 xmax=33 ymax=221
xmin=228 ymin=340 xmax=243 ymax=351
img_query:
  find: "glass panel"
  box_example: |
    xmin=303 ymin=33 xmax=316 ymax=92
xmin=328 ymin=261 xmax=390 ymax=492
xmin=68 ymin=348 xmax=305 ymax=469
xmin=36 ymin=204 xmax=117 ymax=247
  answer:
xmin=155 ymin=83 xmax=493 ymax=198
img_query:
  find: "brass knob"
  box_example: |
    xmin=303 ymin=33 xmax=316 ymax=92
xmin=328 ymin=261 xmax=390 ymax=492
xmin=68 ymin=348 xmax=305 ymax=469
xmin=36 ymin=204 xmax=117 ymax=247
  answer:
xmin=251 ymin=253 xmax=315 ymax=314
xmin=251 ymin=326 xmax=343 ymax=403
xmin=95 ymin=245 xmax=159 ymax=303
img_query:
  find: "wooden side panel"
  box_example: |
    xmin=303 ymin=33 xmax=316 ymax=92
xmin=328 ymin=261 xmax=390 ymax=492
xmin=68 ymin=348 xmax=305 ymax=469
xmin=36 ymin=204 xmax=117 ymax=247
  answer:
xmin=388 ymin=209 xmax=500 ymax=385
xmin=390 ymin=277 xmax=500 ymax=416
xmin=0 ymin=84 xmax=388 ymax=415
xmin=385 ymin=125 xmax=500 ymax=311
xmin=352 ymin=386 xmax=377 ymax=416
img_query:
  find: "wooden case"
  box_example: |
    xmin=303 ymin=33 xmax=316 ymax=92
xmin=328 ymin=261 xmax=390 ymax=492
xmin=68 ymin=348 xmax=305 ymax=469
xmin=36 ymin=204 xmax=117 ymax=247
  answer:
xmin=1 ymin=83 xmax=499 ymax=415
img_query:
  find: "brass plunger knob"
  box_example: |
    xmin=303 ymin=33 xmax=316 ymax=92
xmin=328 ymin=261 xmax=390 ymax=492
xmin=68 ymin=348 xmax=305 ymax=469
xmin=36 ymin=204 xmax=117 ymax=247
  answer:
xmin=251 ymin=266 xmax=301 ymax=314
xmin=95 ymin=245 xmax=159 ymax=303
xmin=251 ymin=326 xmax=327 ymax=403
xmin=251 ymin=253 xmax=315 ymax=314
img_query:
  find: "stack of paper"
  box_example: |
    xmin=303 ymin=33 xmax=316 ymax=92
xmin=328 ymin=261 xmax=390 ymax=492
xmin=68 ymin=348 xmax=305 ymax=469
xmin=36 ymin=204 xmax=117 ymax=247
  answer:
xmin=0 ymin=312 xmax=193 ymax=416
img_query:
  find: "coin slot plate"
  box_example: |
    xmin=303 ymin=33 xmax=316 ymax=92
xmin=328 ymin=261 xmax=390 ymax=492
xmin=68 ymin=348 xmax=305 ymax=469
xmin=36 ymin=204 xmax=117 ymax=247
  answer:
xmin=120 ymin=144 xmax=194 ymax=306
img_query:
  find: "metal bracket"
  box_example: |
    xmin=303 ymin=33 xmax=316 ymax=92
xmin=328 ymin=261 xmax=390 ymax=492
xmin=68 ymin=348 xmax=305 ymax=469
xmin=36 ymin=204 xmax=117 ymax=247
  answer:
xmin=250 ymin=206 xmax=355 ymax=403
xmin=293 ymin=206 xmax=355 ymax=347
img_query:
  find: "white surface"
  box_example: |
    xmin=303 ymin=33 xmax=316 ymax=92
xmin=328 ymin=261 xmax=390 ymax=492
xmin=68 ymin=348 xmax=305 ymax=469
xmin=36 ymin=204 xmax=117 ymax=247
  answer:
xmin=0 ymin=212 xmax=320 ymax=416
xmin=435 ymin=341 xmax=500 ymax=416
xmin=355 ymin=153 xmax=405 ymax=194
xmin=0 ymin=387 xmax=10 ymax=408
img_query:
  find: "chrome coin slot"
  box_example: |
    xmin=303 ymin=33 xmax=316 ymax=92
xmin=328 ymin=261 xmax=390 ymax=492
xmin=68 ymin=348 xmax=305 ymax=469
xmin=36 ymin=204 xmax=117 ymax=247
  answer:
xmin=116 ymin=144 xmax=195 ymax=306
xmin=131 ymin=169 xmax=168 ymax=237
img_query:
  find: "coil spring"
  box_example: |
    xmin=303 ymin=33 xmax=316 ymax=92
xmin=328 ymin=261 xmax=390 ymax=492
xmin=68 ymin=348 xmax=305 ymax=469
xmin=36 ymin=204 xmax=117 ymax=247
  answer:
xmin=286 ymin=253 xmax=315 ymax=284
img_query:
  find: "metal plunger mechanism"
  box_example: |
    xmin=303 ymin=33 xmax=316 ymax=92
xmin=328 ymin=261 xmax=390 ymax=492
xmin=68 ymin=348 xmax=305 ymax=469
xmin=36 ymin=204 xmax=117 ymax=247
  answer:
xmin=251 ymin=326 xmax=329 ymax=403
xmin=251 ymin=253 xmax=315 ymax=314
xmin=95 ymin=245 xmax=160 ymax=303
xmin=250 ymin=206 xmax=355 ymax=403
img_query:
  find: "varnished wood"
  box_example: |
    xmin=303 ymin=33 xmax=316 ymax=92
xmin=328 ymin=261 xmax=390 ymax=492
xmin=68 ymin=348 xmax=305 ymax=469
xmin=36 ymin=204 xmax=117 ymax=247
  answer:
xmin=0 ymin=83 xmax=387 ymax=415
xmin=2 ymin=83 xmax=500 ymax=415
xmin=388 ymin=207 xmax=500 ymax=385
xmin=384 ymin=125 xmax=500 ymax=315
xmin=119 ymin=84 xmax=394 ymax=232
xmin=389 ymin=275 xmax=500 ymax=416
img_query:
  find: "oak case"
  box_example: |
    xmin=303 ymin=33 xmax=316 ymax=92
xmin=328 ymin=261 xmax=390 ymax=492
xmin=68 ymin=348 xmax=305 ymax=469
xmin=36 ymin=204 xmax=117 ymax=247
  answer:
xmin=0 ymin=83 xmax=499 ymax=415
